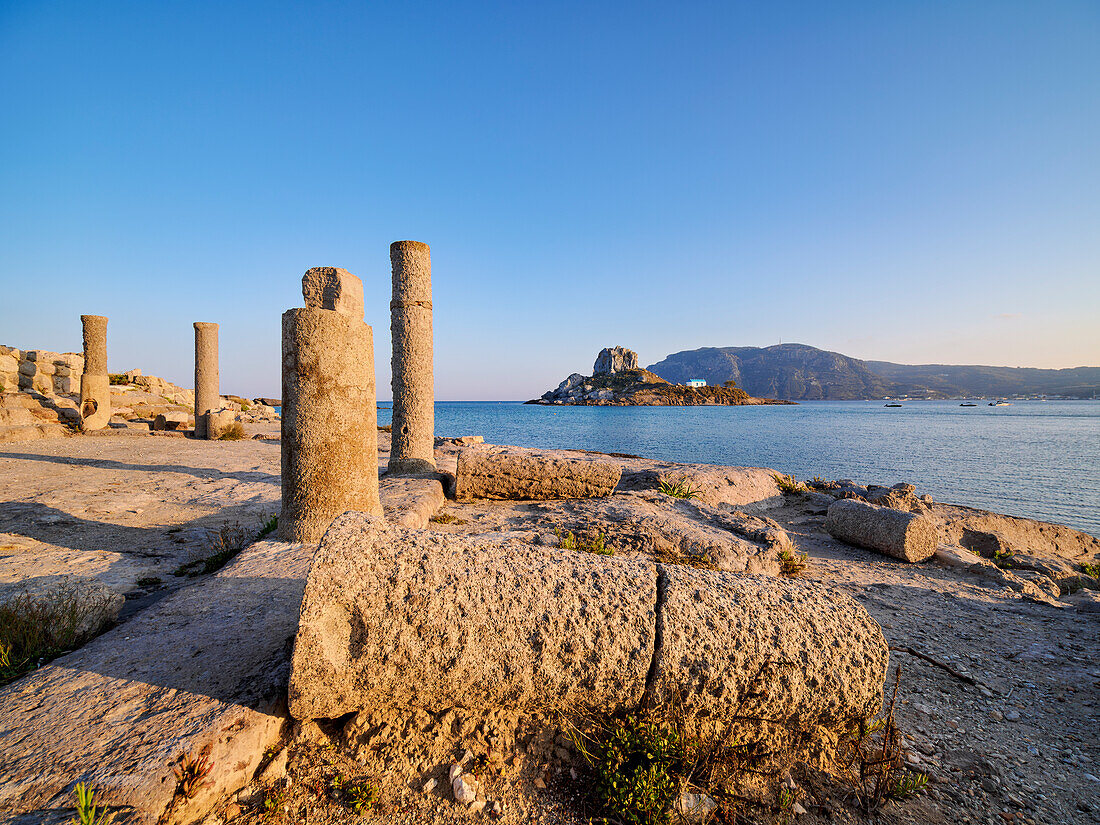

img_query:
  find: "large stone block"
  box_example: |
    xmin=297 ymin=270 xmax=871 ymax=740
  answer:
xmin=455 ymin=444 xmax=622 ymax=501
xmin=288 ymin=514 xmax=658 ymax=720
xmin=52 ymin=375 xmax=77 ymax=395
xmin=825 ymin=498 xmax=938 ymax=562
xmin=302 ymin=267 xmax=364 ymax=320
xmin=287 ymin=514 xmax=889 ymax=746
xmin=0 ymin=354 xmax=18 ymax=374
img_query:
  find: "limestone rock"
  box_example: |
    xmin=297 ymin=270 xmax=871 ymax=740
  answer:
xmin=455 ymin=444 xmax=622 ymax=501
xmin=379 ymin=476 xmax=446 ymax=528
xmin=301 ymin=267 xmax=365 ymax=321
xmin=547 ymin=491 xmax=786 ymax=574
xmin=152 ymin=411 xmax=190 ymax=431
xmin=825 ymin=499 xmax=938 ymax=562
xmin=593 ymin=346 xmax=639 ymax=375
xmin=205 ymin=408 xmax=239 ymax=440
xmin=288 ymin=513 xmax=658 ymax=720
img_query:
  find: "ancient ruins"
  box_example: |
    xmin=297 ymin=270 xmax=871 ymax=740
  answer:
xmin=387 ymin=240 xmax=436 ymax=474
xmin=193 ymin=322 xmax=219 ymax=439
xmin=0 ymin=242 xmax=1097 ymax=825
xmin=78 ymin=314 xmax=110 ymax=431
xmin=279 ymin=267 xmax=382 ymax=542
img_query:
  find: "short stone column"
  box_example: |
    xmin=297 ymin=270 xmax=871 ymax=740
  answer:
xmin=388 ymin=240 xmax=435 ymax=474
xmin=280 ymin=267 xmax=383 ymax=543
xmin=78 ymin=315 xmax=110 ymax=431
xmin=193 ymin=322 xmax=219 ymax=439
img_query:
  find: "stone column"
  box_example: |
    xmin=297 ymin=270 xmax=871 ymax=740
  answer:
xmin=280 ymin=268 xmax=383 ymax=543
xmin=78 ymin=315 xmax=110 ymax=431
xmin=193 ymin=322 xmax=219 ymax=439
xmin=388 ymin=240 xmax=435 ymax=474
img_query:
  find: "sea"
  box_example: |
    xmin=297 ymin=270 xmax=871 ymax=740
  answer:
xmin=375 ymin=400 xmax=1100 ymax=537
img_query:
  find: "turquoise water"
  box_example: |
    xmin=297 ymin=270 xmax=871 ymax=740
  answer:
xmin=376 ymin=400 xmax=1100 ymax=536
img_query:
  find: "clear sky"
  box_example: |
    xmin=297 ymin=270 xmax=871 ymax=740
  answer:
xmin=1 ymin=1 xmax=1097 ymax=400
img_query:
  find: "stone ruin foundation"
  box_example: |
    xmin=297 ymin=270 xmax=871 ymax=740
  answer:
xmin=279 ymin=267 xmax=382 ymax=542
xmin=193 ymin=322 xmax=219 ymax=439
xmin=78 ymin=315 xmax=110 ymax=431
xmin=388 ymin=240 xmax=436 ymax=475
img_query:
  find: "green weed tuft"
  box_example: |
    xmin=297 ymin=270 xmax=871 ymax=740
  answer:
xmin=0 ymin=586 xmax=110 ymax=686
xmin=556 ymin=528 xmax=613 ymax=555
xmin=430 ymin=512 xmax=468 ymax=525
xmin=836 ymin=667 xmax=928 ymax=812
xmin=258 ymin=514 xmax=279 ymax=539
xmin=777 ymin=547 xmax=808 ymax=577
xmin=217 ymin=421 xmax=246 ymax=441
xmin=70 ymin=782 xmax=114 ymax=825
xmin=658 ymin=475 xmax=702 ymax=500
xmin=772 ymin=474 xmax=805 ymax=495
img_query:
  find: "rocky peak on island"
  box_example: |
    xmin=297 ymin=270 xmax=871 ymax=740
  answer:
xmin=530 ymin=347 xmax=792 ymax=407
xmin=593 ymin=346 xmax=638 ymax=375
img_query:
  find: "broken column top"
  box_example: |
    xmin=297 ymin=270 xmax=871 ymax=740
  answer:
xmin=389 ymin=241 xmax=431 ymax=304
xmin=302 ymin=267 xmax=364 ymax=320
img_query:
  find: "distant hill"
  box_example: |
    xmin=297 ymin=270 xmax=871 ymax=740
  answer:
xmin=647 ymin=344 xmax=1100 ymax=400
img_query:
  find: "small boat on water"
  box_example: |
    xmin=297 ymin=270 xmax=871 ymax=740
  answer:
xmin=989 ymin=400 xmax=1011 ymax=406
xmin=960 ymin=402 xmax=978 ymax=407
xmin=885 ymin=403 xmax=903 ymax=407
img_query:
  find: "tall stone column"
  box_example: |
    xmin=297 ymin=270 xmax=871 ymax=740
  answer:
xmin=193 ymin=322 xmax=219 ymax=439
xmin=78 ymin=315 xmax=110 ymax=431
xmin=280 ymin=267 xmax=383 ymax=543
xmin=388 ymin=240 xmax=435 ymax=475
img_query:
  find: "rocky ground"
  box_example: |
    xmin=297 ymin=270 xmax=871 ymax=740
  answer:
xmin=0 ymin=430 xmax=1097 ymax=825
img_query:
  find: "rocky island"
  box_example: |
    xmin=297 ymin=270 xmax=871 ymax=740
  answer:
xmin=527 ymin=346 xmax=795 ymax=406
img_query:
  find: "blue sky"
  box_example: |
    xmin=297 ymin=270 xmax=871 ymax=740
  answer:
xmin=1 ymin=0 xmax=1097 ymax=399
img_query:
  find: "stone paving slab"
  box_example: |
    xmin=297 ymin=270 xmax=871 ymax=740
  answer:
xmin=379 ymin=476 xmax=446 ymax=528
xmin=0 ymin=538 xmax=312 ymax=825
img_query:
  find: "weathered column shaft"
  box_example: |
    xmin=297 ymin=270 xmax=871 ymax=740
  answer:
xmin=78 ymin=315 xmax=110 ymax=431
xmin=280 ymin=307 xmax=382 ymax=543
xmin=194 ymin=322 xmax=219 ymax=439
xmin=388 ymin=240 xmax=435 ymax=474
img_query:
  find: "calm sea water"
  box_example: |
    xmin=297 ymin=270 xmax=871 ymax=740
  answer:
xmin=377 ymin=400 xmax=1100 ymax=537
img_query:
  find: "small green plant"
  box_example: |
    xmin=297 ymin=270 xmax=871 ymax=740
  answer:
xmin=108 ymin=374 xmax=130 ymax=386
xmin=0 ymin=586 xmax=108 ymax=686
xmin=658 ymin=475 xmax=702 ymax=500
xmin=328 ymin=775 xmax=379 ymax=812
xmin=773 ymin=474 xmax=805 ymax=494
xmin=836 ymin=667 xmax=927 ymax=812
xmin=777 ymin=547 xmax=807 ymax=577
xmin=173 ymin=744 xmax=213 ymax=800
xmin=70 ymin=782 xmax=114 ymax=825
xmin=992 ymin=549 xmax=1014 ymax=569
xmin=572 ymin=714 xmax=685 ymax=825
xmin=555 ymin=528 xmax=613 ymax=555
xmin=430 ymin=512 xmax=467 ymax=525
xmin=808 ymin=476 xmax=827 ymax=488
xmin=218 ymin=421 xmax=246 ymax=441
xmin=261 ymin=785 xmax=286 ymax=818
xmin=1080 ymin=562 xmax=1100 ymax=578
xmin=135 ymin=576 xmax=163 ymax=588
xmin=258 ymin=514 xmax=279 ymax=539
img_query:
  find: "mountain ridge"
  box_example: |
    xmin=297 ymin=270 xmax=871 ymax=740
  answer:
xmin=647 ymin=344 xmax=1100 ymax=400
